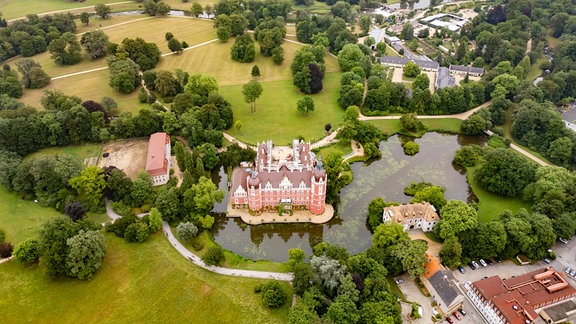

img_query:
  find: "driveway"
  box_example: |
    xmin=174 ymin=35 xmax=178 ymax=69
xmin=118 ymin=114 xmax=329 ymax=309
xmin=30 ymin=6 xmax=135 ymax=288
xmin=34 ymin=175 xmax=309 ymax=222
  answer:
xmin=396 ymin=273 xmax=434 ymax=324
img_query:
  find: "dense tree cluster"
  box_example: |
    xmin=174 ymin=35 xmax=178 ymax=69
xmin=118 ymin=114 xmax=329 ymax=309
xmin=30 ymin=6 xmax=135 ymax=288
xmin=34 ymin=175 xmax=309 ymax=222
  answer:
xmin=295 ymin=13 xmax=357 ymax=54
xmin=289 ymin=241 xmax=403 ymax=323
xmin=0 ymin=13 xmax=76 ymax=61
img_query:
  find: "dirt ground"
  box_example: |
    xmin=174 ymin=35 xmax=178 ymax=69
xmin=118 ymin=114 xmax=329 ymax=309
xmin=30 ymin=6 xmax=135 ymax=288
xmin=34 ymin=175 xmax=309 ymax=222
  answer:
xmin=99 ymin=139 xmax=148 ymax=179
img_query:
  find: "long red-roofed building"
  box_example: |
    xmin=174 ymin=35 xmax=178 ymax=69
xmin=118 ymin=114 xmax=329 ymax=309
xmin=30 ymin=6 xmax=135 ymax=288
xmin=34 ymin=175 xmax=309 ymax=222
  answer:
xmin=145 ymin=132 xmax=171 ymax=186
xmin=231 ymin=140 xmax=327 ymax=215
xmin=468 ymin=267 xmax=576 ymax=324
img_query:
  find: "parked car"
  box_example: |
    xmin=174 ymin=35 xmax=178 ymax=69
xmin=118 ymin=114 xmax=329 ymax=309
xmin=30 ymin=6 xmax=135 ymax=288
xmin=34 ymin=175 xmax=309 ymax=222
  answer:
xmin=395 ymin=278 xmax=404 ymax=285
xmin=459 ymin=309 xmax=467 ymax=316
xmin=468 ymin=263 xmax=476 ymax=270
xmin=479 ymin=259 xmax=488 ymax=267
xmin=453 ymin=312 xmax=461 ymax=320
xmin=471 ymin=260 xmax=479 ymax=269
xmin=565 ymin=267 xmax=572 ymax=275
xmin=486 ymin=259 xmax=493 ymax=266
xmin=559 ymin=238 xmax=569 ymax=244
xmin=458 ymin=266 xmax=465 ymax=274
xmin=542 ymin=258 xmax=551 ymax=264
xmin=570 ymin=269 xmax=576 ymax=278
xmin=494 ymin=257 xmax=501 ymax=263
xmin=446 ymin=317 xmax=454 ymax=324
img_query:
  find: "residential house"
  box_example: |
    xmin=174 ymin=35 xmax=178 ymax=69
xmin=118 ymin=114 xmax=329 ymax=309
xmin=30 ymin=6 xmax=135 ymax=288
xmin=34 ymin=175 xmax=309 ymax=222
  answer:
xmin=145 ymin=132 xmax=171 ymax=186
xmin=382 ymin=202 xmax=440 ymax=232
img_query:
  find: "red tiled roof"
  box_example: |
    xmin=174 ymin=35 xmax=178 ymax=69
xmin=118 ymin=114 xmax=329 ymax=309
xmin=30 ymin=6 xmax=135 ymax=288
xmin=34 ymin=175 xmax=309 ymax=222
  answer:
xmin=146 ymin=132 xmax=169 ymax=176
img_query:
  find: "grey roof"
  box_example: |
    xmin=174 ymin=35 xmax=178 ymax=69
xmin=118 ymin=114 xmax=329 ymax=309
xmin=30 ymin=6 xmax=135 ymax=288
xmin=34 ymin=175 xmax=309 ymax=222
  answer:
xmin=428 ymin=270 xmax=461 ymax=308
xmin=436 ymin=67 xmax=455 ymax=89
xmin=383 ymin=34 xmax=400 ymax=43
xmin=416 ymin=59 xmax=439 ymax=70
xmin=369 ymin=29 xmax=383 ymax=43
xmin=449 ymin=64 xmax=484 ymax=75
xmin=541 ymin=299 xmax=576 ymax=322
xmin=380 ymin=56 xmax=439 ymax=71
xmin=392 ymin=42 xmax=404 ymax=52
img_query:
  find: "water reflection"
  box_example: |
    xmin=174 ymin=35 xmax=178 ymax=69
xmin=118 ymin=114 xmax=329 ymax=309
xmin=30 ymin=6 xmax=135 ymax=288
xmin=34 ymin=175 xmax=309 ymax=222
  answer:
xmin=210 ymin=133 xmax=485 ymax=262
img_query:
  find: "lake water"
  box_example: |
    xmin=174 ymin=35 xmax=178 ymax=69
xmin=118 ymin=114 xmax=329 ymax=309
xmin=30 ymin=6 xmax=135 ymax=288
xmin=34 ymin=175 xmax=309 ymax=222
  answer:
xmin=210 ymin=132 xmax=485 ymax=262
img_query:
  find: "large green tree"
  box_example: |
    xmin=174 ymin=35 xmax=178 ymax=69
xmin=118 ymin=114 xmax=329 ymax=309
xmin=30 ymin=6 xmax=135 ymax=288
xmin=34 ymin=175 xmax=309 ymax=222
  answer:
xmin=438 ymin=200 xmax=478 ymax=239
xmin=49 ymin=32 xmax=82 ymax=65
xmin=16 ymin=58 xmax=50 ymax=89
xmin=475 ymin=148 xmax=537 ymax=197
xmin=69 ymin=166 xmax=106 ymax=212
xmin=80 ymin=30 xmax=109 ymax=59
xmin=66 ymin=230 xmax=106 ymax=280
xmin=242 ymin=80 xmax=263 ymax=113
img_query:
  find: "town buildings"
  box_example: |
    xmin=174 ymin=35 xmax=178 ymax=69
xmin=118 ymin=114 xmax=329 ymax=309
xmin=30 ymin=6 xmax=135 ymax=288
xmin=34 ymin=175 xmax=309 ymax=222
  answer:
xmin=422 ymin=254 xmax=464 ymax=315
xmin=230 ymin=140 xmax=327 ymax=216
xmin=382 ymin=202 xmax=440 ymax=232
xmin=145 ymin=132 xmax=171 ymax=186
xmin=468 ymin=267 xmax=576 ymax=324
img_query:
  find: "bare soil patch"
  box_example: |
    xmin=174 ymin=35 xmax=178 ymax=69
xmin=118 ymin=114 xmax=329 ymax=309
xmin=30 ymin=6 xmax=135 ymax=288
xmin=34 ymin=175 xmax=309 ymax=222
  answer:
xmin=99 ymin=139 xmax=148 ymax=179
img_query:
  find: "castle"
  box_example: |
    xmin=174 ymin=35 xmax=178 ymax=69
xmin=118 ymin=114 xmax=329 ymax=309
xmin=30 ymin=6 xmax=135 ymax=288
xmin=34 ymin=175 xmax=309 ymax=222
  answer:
xmin=231 ymin=140 xmax=327 ymax=215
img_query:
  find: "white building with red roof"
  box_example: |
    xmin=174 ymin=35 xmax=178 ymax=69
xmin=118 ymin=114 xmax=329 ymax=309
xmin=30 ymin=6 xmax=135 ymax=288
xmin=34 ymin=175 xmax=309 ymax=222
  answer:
xmin=145 ymin=132 xmax=171 ymax=186
xmin=231 ymin=140 xmax=327 ymax=215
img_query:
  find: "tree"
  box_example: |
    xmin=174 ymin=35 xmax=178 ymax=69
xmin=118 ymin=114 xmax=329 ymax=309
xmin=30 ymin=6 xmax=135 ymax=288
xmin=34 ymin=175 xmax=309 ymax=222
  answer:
xmin=80 ymin=12 xmax=90 ymax=25
xmin=183 ymin=73 xmax=219 ymax=105
xmin=202 ymin=246 xmax=224 ymax=265
xmin=217 ymin=27 xmax=231 ymax=42
xmin=411 ymin=186 xmax=446 ymax=211
xmin=130 ymin=171 xmax=153 ymax=207
xmin=242 ymin=80 xmax=263 ymax=113
xmin=399 ymin=113 xmax=424 ymax=133
xmin=49 ymin=32 xmax=82 ymax=65
xmin=412 ymin=73 xmax=430 ymax=91
xmin=403 ymin=61 xmax=420 ymax=77
xmin=453 ymin=144 xmax=483 ymax=167
xmin=177 ymin=222 xmax=199 ymax=242
xmin=403 ymin=141 xmax=419 ymax=155
xmin=251 ymin=65 xmax=261 ymax=78
xmin=367 ymin=197 xmax=386 ymax=232
xmin=359 ymin=15 xmax=371 ymax=35
xmin=337 ymin=44 xmax=364 ymax=72
xmin=154 ymin=70 xmax=179 ymax=97
xmin=297 ymin=96 xmax=314 ymax=115
xmin=95 ymin=4 xmax=112 ymax=19
xmin=372 ymin=222 xmax=409 ymax=250
xmin=168 ymin=38 xmax=183 ymax=54
xmin=104 ymin=167 xmax=132 ymax=201
xmin=191 ymin=2 xmax=204 ymax=17
xmin=440 ymin=236 xmax=462 ymax=268
xmin=16 ymin=58 xmax=50 ymax=89
xmin=292 ymin=262 xmax=314 ymax=297
xmin=154 ymin=187 xmax=181 ymax=222
xmin=271 ymin=46 xmax=284 ymax=65
xmin=547 ymin=137 xmax=574 ymax=167
xmin=438 ymin=200 xmax=478 ymax=239
xmin=124 ymin=222 xmax=150 ymax=242
xmin=108 ymin=58 xmax=141 ymax=93
xmin=39 ymin=216 xmax=82 ymax=277
xmin=13 ymin=238 xmax=40 ymax=264
xmin=66 ymin=230 xmax=106 ymax=279
xmin=80 ymin=30 xmax=109 ymax=59
xmin=261 ymin=280 xmax=288 ymax=308
xmin=287 ymin=248 xmax=305 ymax=270
xmin=310 ymin=255 xmax=345 ymax=295
xmin=183 ymin=176 xmax=224 ymax=217
xmin=64 ymin=202 xmax=86 ymax=221
xmin=475 ymin=148 xmax=536 ymax=197
xmin=392 ymin=239 xmax=427 ymax=278
xmin=230 ymin=34 xmax=255 ymax=62
xmin=0 ymin=242 xmax=13 ymax=258
xmin=117 ymin=37 xmax=161 ymax=71
xmin=400 ymin=23 xmax=414 ymax=41
xmin=69 ymin=166 xmax=106 ymax=212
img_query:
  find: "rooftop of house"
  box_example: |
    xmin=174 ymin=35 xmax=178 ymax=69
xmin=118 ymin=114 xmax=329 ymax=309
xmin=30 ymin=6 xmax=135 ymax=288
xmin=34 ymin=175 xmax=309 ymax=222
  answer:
xmin=436 ymin=66 xmax=456 ymax=89
xmin=383 ymin=202 xmax=440 ymax=224
xmin=428 ymin=269 xmax=461 ymax=308
xmin=541 ymin=299 xmax=576 ymax=322
xmin=473 ymin=267 xmax=576 ymax=324
xmin=449 ymin=64 xmax=485 ymax=75
xmin=145 ymin=132 xmax=169 ymax=176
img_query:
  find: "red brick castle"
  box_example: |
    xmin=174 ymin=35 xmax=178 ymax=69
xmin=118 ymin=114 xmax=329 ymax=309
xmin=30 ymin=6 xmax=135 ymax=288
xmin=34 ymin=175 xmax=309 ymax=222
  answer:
xmin=231 ymin=140 xmax=327 ymax=215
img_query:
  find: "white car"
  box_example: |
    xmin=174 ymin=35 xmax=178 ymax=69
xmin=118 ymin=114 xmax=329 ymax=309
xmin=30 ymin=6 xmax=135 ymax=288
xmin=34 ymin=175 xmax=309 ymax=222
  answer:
xmin=471 ymin=261 xmax=479 ymax=269
xmin=479 ymin=259 xmax=488 ymax=267
xmin=559 ymin=238 xmax=569 ymax=244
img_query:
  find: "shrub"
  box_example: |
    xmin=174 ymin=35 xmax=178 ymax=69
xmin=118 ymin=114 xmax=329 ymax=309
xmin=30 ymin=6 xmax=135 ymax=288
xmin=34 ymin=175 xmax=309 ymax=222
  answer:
xmin=124 ymin=222 xmax=151 ymax=243
xmin=13 ymin=238 xmax=40 ymax=264
xmin=261 ymin=280 xmax=287 ymax=308
xmin=0 ymin=242 xmax=14 ymax=258
xmin=0 ymin=229 xmax=4 ymax=243
xmin=176 ymin=222 xmax=199 ymax=242
xmin=403 ymin=141 xmax=419 ymax=155
xmin=202 ymin=246 xmax=224 ymax=266
xmin=106 ymin=214 xmax=137 ymax=237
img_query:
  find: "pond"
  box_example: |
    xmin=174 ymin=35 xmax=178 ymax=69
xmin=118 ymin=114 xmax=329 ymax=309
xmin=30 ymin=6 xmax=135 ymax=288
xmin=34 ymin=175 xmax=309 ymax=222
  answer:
xmin=210 ymin=132 xmax=485 ymax=262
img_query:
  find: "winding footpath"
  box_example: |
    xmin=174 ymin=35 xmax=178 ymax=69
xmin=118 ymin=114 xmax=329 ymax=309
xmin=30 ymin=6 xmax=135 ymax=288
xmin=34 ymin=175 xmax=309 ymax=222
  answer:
xmin=104 ymin=200 xmax=293 ymax=281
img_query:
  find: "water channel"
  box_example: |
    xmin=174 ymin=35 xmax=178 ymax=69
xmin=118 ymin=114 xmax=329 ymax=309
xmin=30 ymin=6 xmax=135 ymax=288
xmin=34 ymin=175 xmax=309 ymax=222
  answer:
xmin=210 ymin=132 xmax=485 ymax=262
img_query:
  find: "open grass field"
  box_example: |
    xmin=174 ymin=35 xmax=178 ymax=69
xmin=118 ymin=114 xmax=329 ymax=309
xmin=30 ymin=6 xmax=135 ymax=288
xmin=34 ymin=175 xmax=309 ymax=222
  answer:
xmin=293 ymin=2 xmax=332 ymax=15
xmin=156 ymin=38 xmax=340 ymax=86
xmin=467 ymin=167 xmax=532 ymax=223
xmin=221 ymin=72 xmax=344 ymax=145
xmin=26 ymin=143 xmax=103 ymax=162
xmin=163 ymin=0 xmax=216 ymax=11
xmin=0 ymin=0 xmax=128 ymax=20
xmin=0 ymin=189 xmax=61 ymax=244
xmin=0 ymin=233 xmax=291 ymax=323
xmin=526 ymin=56 xmax=547 ymax=80
xmin=18 ymin=68 xmax=148 ymax=114
xmin=314 ymin=139 xmax=353 ymax=158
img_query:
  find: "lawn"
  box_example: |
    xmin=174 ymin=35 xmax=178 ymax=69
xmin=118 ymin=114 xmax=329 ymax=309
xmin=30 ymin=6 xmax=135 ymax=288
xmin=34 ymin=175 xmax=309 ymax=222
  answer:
xmin=18 ymin=68 xmax=147 ymax=114
xmin=314 ymin=139 xmax=353 ymax=158
xmin=221 ymin=72 xmax=344 ymax=145
xmin=421 ymin=118 xmax=462 ymax=133
xmin=0 ymin=0 xmax=127 ymax=20
xmin=526 ymin=56 xmax=547 ymax=80
xmin=0 ymin=233 xmax=291 ymax=323
xmin=0 ymin=189 xmax=61 ymax=244
xmin=367 ymin=119 xmax=402 ymax=136
xmin=467 ymin=166 xmax=532 ymax=223
xmin=26 ymin=143 xmax=103 ymax=162
xmin=293 ymin=2 xmax=332 ymax=15
xmin=156 ymin=39 xmax=340 ymax=86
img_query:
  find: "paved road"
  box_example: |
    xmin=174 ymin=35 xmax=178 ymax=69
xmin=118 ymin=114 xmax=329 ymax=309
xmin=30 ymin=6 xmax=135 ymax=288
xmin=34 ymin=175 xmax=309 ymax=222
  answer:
xmin=359 ymin=100 xmax=492 ymax=121
xmin=485 ymin=130 xmax=549 ymax=166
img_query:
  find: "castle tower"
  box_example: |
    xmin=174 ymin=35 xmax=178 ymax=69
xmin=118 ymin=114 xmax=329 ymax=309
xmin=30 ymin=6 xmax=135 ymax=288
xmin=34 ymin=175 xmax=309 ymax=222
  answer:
xmin=247 ymin=172 xmax=262 ymax=211
xmin=309 ymin=158 xmax=327 ymax=215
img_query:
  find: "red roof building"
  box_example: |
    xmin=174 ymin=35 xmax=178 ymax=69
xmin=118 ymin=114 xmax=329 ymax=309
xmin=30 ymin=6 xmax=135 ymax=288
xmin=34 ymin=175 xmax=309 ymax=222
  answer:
xmin=145 ymin=132 xmax=171 ymax=186
xmin=231 ymin=140 xmax=327 ymax=216
xmin=468 ymin=267 xmax=576 ymax=324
